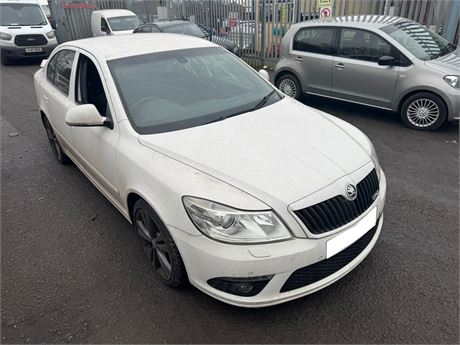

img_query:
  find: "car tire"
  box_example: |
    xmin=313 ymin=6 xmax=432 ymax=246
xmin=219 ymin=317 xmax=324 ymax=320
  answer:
xmin=276 ymin=74 xmax=301 ymax=100
xmin=41 ymin=115 xmax=71 ymax=164
xmin=133 ymin=199 xmax=187 ymax=288
xmin=1 ymin=54 xmax=11 ymax=66
xmin=400 ymin=92 xmax=447 ymax=131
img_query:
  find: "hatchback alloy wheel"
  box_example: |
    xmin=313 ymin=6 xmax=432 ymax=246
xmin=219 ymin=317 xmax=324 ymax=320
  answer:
xmin=276 ymin=74 xmax=301 ymax=100
xmin=407 ymin=98 xmax=440 ymax=128
xmin=401 ymin=92 xmax=447 ymax=131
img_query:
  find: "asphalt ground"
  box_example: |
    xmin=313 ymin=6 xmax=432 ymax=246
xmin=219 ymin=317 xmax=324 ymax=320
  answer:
xmin=1 ymin=61 xmax=459 ymax=344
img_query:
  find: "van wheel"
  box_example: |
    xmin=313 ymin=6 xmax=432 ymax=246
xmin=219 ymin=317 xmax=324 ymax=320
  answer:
xmin=133 ymin=199 xmax=187 ymax=288
xmin=41 ymin=116 xmax=71 ymax=164
xmin=400 ymin=93 xmax=447 ymax=131
xmin=1 ymin=55 xmax=11 ymax=66
xmin=276 ymin=74 xmax=301 ymax=100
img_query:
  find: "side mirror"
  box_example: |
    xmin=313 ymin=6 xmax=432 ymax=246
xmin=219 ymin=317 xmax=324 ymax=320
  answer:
xmin=101 ymin=26 xmax=111 ymax=35
xmin=40 ymin=59 xmax=47 ymax=68
xmin=258 ymin=69 xmax=270 ymax=81
xmin=378 ymin=55 xmax=395 ymax=66
xmin=65 ymin=104 xmax=112 ymax=128
xmin=50 ymin=19 xmax=56 ymax=30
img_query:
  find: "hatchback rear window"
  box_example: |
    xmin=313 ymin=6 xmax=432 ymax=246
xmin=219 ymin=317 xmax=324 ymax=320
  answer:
xmin=293 ymin=27 xmax=335 ymax=55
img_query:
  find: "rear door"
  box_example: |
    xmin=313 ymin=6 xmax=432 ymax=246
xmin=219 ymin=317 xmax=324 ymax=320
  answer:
xmin=290 ymin=26 xmax=336 ymax=96
xmin=332 ymin=28 xmax=399 ymax=108
xmin=44 ymin=49 xmax=77 ymax=151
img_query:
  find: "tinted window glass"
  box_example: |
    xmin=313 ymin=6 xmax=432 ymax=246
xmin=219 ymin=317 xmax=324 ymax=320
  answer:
xmin=101 ymin=18 xmax=109 ymax=32
xmin=46 ymin=54 xmax=57 ymax=84
xmin=293 ymin=27 xmax=335 ymax=54
xmin=339 ymin=29 xmax=391 ymax=62
xmin=381 ymin=21 xmax=456 ymax=60
xmin=108 ymin=47 xmax=281 ymax=134
xmin=163 ymin=23 xmax=206 ymax=38
xmin=76 ymin=54 xmax=109 ymax=117
xmin=47 ymin=50 xmax=75 ymax=95
xmin=53 ymin=50 xmax=75 ymax=95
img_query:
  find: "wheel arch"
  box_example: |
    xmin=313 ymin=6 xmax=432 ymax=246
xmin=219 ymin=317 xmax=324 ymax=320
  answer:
xmin=397 ymin=89 xmax=449 ymax=114
xmin=274 ymin=68 xmax=301 ymax=86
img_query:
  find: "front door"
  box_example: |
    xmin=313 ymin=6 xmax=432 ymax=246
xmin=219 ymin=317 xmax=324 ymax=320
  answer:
xmin=67 ymin=51 xmax=120 ymax=202
xmin=291 ymin=26 xmax=336 ymax=96
xmin=332 ymin=28 xmax=399 ymax=109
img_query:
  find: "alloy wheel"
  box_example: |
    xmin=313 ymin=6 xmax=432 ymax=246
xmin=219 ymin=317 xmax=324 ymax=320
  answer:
xmin=135 ymin=208 xmax=173 ymax=280
xmin=43 ymin=119 xmax=63 ymax=161
xmin=278 ymin=78 xmax=297 ymax=98
xmin=406 ymin=98 xmax=440 ymax=128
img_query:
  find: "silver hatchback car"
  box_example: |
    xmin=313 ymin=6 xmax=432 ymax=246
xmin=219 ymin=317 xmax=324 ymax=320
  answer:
xmin=274 ymin=16 xmax=460 ymax=131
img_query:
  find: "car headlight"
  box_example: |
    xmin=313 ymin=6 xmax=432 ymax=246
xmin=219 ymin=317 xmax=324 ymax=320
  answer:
xmin=444 ymin=75 xmax=459 ymax=88
xmin=183 ymin=197 xmax=291 ymax=244
xmin=0 ymin=32 xmax=12 ymax=41
xmin=46 ymin=30 xmax=55 ymax=39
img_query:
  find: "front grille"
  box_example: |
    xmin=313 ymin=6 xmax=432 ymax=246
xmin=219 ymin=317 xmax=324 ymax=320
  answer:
xmin=294 ymin=169 xmax=379 ymax=235
xmin=280 ymin=219 xmax=379 ymax=293
xmin=14 ymin=34 xmax=47 ymax=47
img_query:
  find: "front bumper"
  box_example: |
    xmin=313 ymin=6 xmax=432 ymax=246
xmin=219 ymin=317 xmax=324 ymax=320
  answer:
xmin=1 ymin=43 xmax=57 ymax=60
xmin=170 ymin=169 xmax=387 ymax=307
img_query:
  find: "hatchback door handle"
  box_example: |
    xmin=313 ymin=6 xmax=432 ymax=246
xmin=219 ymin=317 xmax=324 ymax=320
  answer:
xmin=294 ymin=56 xmax=303 ymax=62
xmin=335 ymin=63 xmax=345 ymax=69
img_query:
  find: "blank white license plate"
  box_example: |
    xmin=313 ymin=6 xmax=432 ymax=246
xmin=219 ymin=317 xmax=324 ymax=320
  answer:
xmin=25 ymin=47 xmax=42 ymax=52
xmin=327 ymin=207 xmax=377 ymax=259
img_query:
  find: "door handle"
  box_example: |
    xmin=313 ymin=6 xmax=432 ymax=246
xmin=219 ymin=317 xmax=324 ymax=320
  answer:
xmin=294 ymin=56 xmax=303 ymax=62
xmin=335 ymin=63 xmax=345 ymax=69
xmin=43 ymin=94 xmax=49 ymax=102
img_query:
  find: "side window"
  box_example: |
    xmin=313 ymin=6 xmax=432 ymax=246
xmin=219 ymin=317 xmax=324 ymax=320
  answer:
xmin=140 ymin=26 xmax=152 ymax=33
xmin=338 ymin=28 xmax=392 ymax=62
xmin=47 ymin=49 xmax=75 ymax=95
xmin=75 ymin=53 xmax=110 ymax=117
xmin=101 ymin=18 xmax=110 ymax=33
xmin=150 ymin=26 xmax=161 ymax=33
xmin=46 ymin=53 xmax=57 ymax=84
xmin=293 ymin=27 xmax=335 ymax=55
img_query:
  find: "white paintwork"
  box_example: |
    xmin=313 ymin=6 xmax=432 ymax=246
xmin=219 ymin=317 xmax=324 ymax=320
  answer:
xmin=65 ymin=104 xmax=105 ymax=126
xmin=258 ymin=69 xmax=270 ymax=80
xmin=0 ymin=0 xmax=57 ymax=51
xmin=33 ymin=35 xmax=387 ymax=307
xmin=90 ymin=9 xmax=140 ymax=37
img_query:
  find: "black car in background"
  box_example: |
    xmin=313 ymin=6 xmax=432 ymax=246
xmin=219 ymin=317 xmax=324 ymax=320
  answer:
xmin=133 ymin=21 xmax=238 ymax=55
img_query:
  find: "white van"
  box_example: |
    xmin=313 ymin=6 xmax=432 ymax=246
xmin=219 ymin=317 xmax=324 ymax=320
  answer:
xmin=0 ymin=0 xmax=57 ymax=65
xmin=91 ymin=9 xmax=142 ymax=37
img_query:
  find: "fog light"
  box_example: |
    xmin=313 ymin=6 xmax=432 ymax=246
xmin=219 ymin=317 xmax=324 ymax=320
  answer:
xmin=236 ymin=283 xmax=254 ymax=295
xmin=207 ymin=275 xmax=273 ymax=297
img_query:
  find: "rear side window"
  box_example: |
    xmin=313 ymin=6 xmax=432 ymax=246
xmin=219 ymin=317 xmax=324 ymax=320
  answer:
xmin=46 ymin=49 xmax=75 ymax=95
xmin=338 ymin=28 xmax=392 ymax=62
xmin=293 ymin=27 xmax=335 ymax=55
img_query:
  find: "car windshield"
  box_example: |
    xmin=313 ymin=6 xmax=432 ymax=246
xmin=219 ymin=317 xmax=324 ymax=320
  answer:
xmin=107 ymin=15 xmax=141 ymax=31
xmin=381 ymin=21 xmax=456 ymax=60
xmin=0 ymin=3 xmax=47 ymax=26
xmin=163 ymin=22 xmax=207 ymax=38
xmin=108 ymin=47 xmax=281 ymax=134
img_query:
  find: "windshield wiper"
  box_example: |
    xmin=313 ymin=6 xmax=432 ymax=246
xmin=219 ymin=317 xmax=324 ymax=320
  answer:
xmin=251 ymin=89 xmax=277 ymax=111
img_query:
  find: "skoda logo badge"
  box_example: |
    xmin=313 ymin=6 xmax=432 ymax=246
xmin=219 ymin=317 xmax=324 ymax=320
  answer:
xmin=345 ymin=184 xmax=357 ymax=200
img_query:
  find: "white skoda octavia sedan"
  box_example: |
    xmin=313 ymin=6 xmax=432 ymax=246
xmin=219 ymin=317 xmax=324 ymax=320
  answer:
xmin=34 ymin=34 xmax=386 ymax=307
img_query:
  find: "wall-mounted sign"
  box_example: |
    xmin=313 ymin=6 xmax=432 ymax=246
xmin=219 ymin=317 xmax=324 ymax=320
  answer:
xmin=320 ymin=6 xmax=332 ymax=18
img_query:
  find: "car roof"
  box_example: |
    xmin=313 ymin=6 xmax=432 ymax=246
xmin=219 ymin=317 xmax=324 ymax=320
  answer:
xmin=61 ymin=33 xmax=216 ymax=60
xmin=91 ymin=9 xmax=136 ymax=18
xmin=151 ymin=20 xmax=195 ymax=28
xmin=292 ymin=15 xmax=409 ymax=30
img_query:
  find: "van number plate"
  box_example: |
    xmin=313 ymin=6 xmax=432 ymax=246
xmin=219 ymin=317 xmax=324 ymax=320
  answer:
xmin=25 ymin=47 xmax=43 ymax=53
